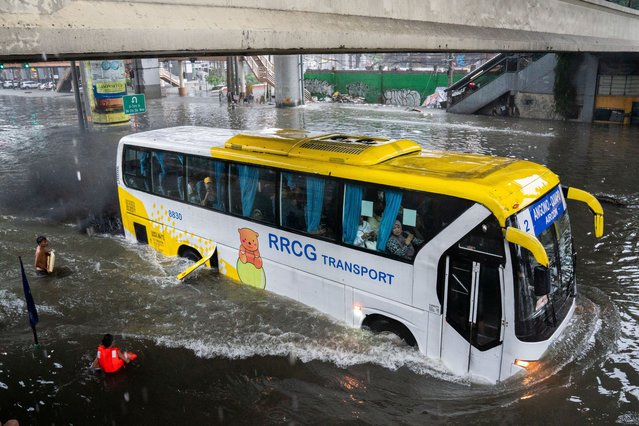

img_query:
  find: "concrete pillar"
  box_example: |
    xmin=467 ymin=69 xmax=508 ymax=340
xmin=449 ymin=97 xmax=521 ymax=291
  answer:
xmin=134 ymin=58 xmax=162 ymax=99
xmin=233 ymin=57 xmax=240 ymax=94
xmin=578 ymin=53 xmax=599 ymax=123
xmin=178 ymin=60 xmax=188 ymax=96
xmin=226 ymin=57 xmax=233 ymax=102
xmin=239 ymin=57 xmax=246 ymax=98
xmin=274 ymin=55 xmax=303 ymax=107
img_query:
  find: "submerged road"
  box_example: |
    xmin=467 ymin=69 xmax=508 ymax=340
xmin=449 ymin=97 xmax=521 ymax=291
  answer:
xmin=0 ymin=88 xmax=638 ymax=424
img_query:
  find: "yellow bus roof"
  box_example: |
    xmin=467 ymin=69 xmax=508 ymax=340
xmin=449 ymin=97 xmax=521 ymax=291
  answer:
xmin=213 ymin=130 xmax=559 ymax=225
xmin=224 ymin=130 xmax=422 ymax=166
xmin=119 ymin=126 xmax=559 ymax=226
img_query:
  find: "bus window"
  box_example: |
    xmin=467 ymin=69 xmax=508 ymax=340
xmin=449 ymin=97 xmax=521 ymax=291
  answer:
xmin=343 ymin=184 xmax=366 ymax=247
xmin=457 ymin=216 xmax=505 ymax=260
xmin=342 ymin=185 xmax=382 ymax=250
xmin=187 ymin=156 xmax=227 ymax=211
xmin=445 ymin=257 xmax=473 ymax=338
xmin=416 ymin=192 xmax=474 ymax=242
xmin=385 ymin=190 xmax=429 ymax=259
xmin=152 ymin=151 xmax=183 ymax=201
xmin=151 ymin=151 xmax=165 ymax=196
xmin=437 ymin=215 xmax=503 ymax=307
xmin=122 ymin=146 xmax=150 ymax=192
xmin=320 ymin=179 xmax=340 ymax=240
xmin=281 ymin=173 xmax=306 ymax=231
xmin=344 ymin=188 xmax=475 ymax=261
xmin=343 ymin=185 xmax=428 ymax=258
xmin=280 ymin=172 xmax=339 ymax=240
xmin=472 ymin=265 xmax=502 ymax=350
xmin=442 ymin=256 xmax=502 ymax=350
xmin=229 ymin=164 xmax=277 ymax=224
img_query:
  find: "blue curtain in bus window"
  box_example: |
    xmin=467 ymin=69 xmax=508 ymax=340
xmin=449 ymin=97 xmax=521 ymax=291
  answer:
xmin=153 ymin=151 xmax=166 ymax=195
xmin=239 ymin=165 xmax=259 ymax=217
xmin=177 ymin=155 xmax=185 ymax=200
xmin=139 ymin=151 xmax=148 ymax=176
xmin=376 ymin=190 xmax=403 ymax=251
xmin=284 ymin=172 xmax=295 ymax=189
xmin=214 ymin=160 xmax=225 ymax=210
xmin=139 ymin=151 xmax=150 ymax=191
xmin=305 ymin=176 xmax=325 ymax=233
xmin=342 ymin=183 xmax=363 ymax=244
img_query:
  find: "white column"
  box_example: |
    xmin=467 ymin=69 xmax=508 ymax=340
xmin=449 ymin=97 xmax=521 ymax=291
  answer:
xmin=274 ymin=55 xmax=303 ymax=107
xmin=136 ymin=58 xmax=162 ymax=99
xmin=178 ymin=60 xmax=188 ymax=96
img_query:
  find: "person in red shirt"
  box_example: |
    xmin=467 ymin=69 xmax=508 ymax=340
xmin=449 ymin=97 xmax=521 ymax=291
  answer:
xmin=91 ymin=334 xmax=137 ymax=373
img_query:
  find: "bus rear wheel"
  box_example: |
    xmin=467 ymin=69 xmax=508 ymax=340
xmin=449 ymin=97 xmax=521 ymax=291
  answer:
xmin=179 ymin=247 xmax=202 ymax=262
xmin=365 ymin=318 xmax=417 ymax=347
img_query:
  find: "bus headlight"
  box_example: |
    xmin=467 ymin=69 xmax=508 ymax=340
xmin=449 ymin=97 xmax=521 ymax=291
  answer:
xmin=353 ymin=304 xmax=365 ymax=321
xmin=514 ymin=359 xmax=533 ymax=369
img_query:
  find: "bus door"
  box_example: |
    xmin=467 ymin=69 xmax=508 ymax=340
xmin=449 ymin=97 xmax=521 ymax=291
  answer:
xmin=440 ymin=254 xmax=504 ymax=381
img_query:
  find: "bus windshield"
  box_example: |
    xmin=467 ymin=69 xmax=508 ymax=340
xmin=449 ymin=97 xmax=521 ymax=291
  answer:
xmin=513 ymin=210 xmax=575 ymax=342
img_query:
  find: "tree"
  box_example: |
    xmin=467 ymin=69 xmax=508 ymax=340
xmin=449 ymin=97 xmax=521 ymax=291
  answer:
xmin=206 ymin=68 xmax=225 ymax=86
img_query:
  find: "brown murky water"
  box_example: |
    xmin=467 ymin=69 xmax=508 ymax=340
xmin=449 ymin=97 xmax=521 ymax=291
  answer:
xmin=1 ymin=91 xmax=638 ymax=424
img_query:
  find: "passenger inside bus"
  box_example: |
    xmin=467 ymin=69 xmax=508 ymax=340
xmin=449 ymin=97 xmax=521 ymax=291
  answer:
xmin=229 ymin=164 xmax=277 ymax=223
xmin=201 ymin=176 xmax=216 ymax=207
xmin=354 ymin=216 xmax=375 ymax=248
xmin=386 ymin=220 xmax=424 ymax=259
xmin=366 ymin=200 xmax=383 ymax=236
xmin=253 ymin=180 xmax=276 ymax=222
xmin=282 ymin=185 xmax=306 ymax=230
xmin=251 ymin=208 xmax=264 ymax=220
xmin=151 ymin=151 xmax=185 ymax=200
xmin=186 ymin=177 xmax=200 ymax=204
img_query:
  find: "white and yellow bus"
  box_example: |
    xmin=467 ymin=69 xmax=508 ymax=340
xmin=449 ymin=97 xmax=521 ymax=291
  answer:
xmin=116 ymin=126 xmax=604 ymax=383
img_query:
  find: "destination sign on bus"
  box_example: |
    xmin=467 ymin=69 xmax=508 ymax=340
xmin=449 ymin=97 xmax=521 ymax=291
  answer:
xmin=517 ymin=185 xmax=566 ymax=236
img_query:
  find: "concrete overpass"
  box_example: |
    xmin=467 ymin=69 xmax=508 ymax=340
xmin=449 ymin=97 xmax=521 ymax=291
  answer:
xmin=1 ymin=0 xmax=639 ymax=62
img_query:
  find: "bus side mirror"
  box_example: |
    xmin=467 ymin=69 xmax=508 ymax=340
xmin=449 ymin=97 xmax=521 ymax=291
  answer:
xmin=533 ymin=266 xmax=550 ymax=296
xmin=565 ymin=186 xmax=605 ymax=238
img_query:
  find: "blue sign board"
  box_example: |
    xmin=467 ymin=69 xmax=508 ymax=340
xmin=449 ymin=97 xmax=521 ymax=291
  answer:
xmin=516 ymin=186 xmax=566 ymax=236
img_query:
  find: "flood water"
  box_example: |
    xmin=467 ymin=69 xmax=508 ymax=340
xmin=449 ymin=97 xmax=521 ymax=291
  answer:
xmin=1 ymin=90 xmax=638 ymax=424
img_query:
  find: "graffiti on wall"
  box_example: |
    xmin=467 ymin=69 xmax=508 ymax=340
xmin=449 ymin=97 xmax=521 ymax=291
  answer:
xmin=383 ymin=89 xmax=421 ymax=107
xmin=305 ymin=79 xmax=334 ymax=97
xmin=346 ymin=82 xmax=369 ymax=99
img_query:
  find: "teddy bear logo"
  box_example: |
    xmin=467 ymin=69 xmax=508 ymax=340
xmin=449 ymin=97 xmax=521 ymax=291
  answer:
xmin=236 ymin=227 xmax=266 ymax=289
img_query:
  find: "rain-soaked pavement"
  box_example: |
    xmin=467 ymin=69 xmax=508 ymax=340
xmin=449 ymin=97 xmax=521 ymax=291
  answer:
xmin=1 ymin=87 xmax=639 ymax=424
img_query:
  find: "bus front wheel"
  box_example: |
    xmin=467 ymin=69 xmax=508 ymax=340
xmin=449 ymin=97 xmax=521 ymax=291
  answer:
xmin=365 ymin=317 xmax=417 ymax=348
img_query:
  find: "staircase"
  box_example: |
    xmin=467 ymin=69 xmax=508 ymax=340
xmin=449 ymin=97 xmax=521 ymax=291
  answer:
xmin=447 ymin=53 xmax=554 ymax=114
xmin=160 ymin=68 xmax=180 ymax=87
xmin=244 ymin=55 xmax=275 ymax=87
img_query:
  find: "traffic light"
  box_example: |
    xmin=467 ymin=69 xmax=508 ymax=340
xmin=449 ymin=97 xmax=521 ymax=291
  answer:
xmin=0 ymin=64 xmax=4 ymax=70
xmin=22 ymin=63 xmax=29 ymax=69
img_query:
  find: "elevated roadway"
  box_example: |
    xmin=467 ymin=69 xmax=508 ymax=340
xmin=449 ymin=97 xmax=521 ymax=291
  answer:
xmin=1 ymin=0 xmax=639 ymax=61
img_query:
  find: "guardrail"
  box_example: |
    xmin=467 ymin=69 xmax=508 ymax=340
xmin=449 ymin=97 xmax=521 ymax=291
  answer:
xmin=244 ymin=55 xmax=275 ymax=87
xmin=448 ymin=53 xmax=545 ymax=109
xmin=159 ymin=68 xmax=180 ymax=87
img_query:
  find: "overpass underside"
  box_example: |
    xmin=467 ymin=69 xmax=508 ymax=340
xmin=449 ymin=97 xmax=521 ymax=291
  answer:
xmin=1 ymin=0 xmax=639 ymax=61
